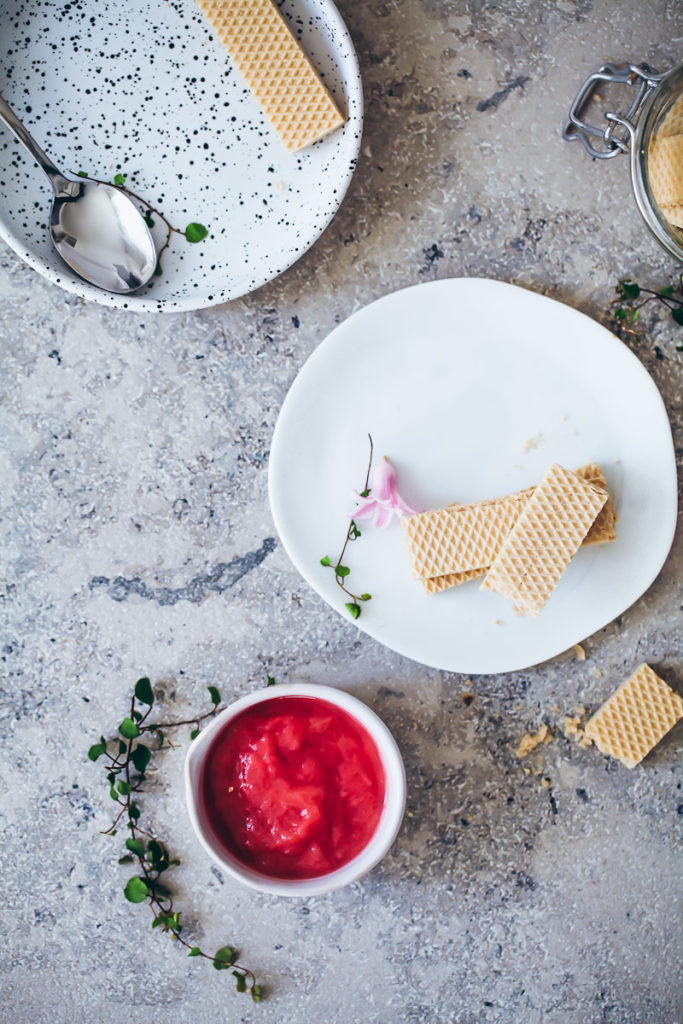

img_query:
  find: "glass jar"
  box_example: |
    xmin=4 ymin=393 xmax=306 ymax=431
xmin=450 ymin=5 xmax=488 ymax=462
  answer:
xmin=564 ymin=61 xmax=683 ymax=263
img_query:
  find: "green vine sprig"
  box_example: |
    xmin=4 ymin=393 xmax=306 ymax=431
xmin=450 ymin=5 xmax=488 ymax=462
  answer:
xmin=75 ymin=170 xmax=208 ymax=278
xmin=612 ymin=276 xmax=683 ymax=349
xmin=88 ymin=677 xmax=262 ymax=1002
xmin=320 ymin=434 xmax=373 ymax=621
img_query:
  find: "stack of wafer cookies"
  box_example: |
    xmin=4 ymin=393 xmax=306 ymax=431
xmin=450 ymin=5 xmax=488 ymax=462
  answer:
xmin=402 ymin=462 xmax=616 ymax=616
xmin=196 ymin=0 xmax=345 ymax=153
xmin=648 ymin=94 xmax=683 ymax=229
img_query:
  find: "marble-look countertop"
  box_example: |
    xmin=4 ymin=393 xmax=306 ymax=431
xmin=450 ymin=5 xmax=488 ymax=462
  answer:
xmin=1 ymin=2 xmax=682 ymax=1022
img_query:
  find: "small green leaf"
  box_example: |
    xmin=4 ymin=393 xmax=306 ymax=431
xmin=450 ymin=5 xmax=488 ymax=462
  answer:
xmin=157 ymin=732 xmax=164 ymax=749
xmin=188 ymin=947 xmax=201 ymax=957
xmin=125 ymin=838 xmax=145 ymax=856
xmin=130 ymin=744 xmax=151 ymax=773
xmin=619 ymin=280 xmax=640 ymax=299
xmin=336 ymin=565 xmax=351 ymax=578
xmin=630 ymin=308 xmax=639 ymax=323
xmin=77 ymin=170 xmax=88 ymax=178
xmin=320 ymin=555 xmax=331 ymax=566
xmin=672 ymin=307 xmax=683 ymax=326
xmin=213 ymin=946 xmax=237 ymax=969
xmin=128 ymin=802 xmax=141 ymax=820
xmin=135 ymin=676 xmax=154 ymax=706
xmin=676 ymin=343 xmax=683 ymax=351
xmin=208 ymin=686 xmax=221 ymax=706
xmin=233 ymin=971 xmax=247 ymax=992
xmin=345 ymin=602 xmax=361 ymax=620
xmin=109 ymin=786 xmax=119 ymax=801
xmin=154 ymin=260 xmax=163 ymax=277
xmin=123 ymin=876 xmax=148 ymax=903
xmin=251 ymin=984 xmax=263 ymax=1002
xmin=148 ymin=839 xmax=168 ymax=868
xmin=117 ymin=780 xmax=132 ymax=796
xmin=117 ymin=855 xmax=134 ymax=865
xmin=190 ymin=728 xmax=200 ymax=740
xmin=660 ymin=285 xmax=674 ymax=298
xmin=132 ymin=709 xmax=143 ymax=722
xmin=118 ymin=740 xmax=127 ymax=755
xmin=614 ymin=307 xmax=628 ymax=321
xmin=119 ymin=718 xmax=139 ymax=740
xmin=87 ymin=741 xmax=106 ymax=762
xmin=349 ymin=522 xmax=361 ymax=538
xmin=185 ymin=222 xmax=208 ymax=244
xmin=360 ymin=488 xmax=370 ymax=498
xmin=266 ymin=674 xmax=275 ymax=686
xmin=113 ymin=172 xmax=126 ymax=187
xmin=107 ymin=772 xmax=117 ymax=784
xmin=360 ymin=593 xmax=372 ymax=601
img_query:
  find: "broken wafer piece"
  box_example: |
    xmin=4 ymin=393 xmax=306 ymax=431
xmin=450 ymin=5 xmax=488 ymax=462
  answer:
xmin=196 ymin=0 xmax=345 ymax=153
xmin=481 ymin=463 xmax=607 ymax=616
xmin=585 ymin=664 xmax=683 ymax=768
xmin=420 ymin=463 xmax=616 ymax=595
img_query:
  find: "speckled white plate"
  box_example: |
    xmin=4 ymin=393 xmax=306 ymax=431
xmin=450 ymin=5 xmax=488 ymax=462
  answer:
xmin=269 ymin=279 xmax=678 ymax=675
xmin=0 ymin=0 xmax=361 ymax=311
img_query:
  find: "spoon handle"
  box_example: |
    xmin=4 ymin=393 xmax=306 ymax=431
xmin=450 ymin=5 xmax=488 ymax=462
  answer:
xmin=0 ymin=93 xmax=71 ymax=192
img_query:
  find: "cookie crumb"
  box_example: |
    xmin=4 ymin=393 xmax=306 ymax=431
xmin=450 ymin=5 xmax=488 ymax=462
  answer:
xmin=516 ymin=723 xmax=552 ymax=758
xmin=522 ymin=432 xmax=542 ymax=454
xmin=574 ymin=643 xmax=586 ymax=661
xmin=563 ymin=713 xmax=593 ymax=748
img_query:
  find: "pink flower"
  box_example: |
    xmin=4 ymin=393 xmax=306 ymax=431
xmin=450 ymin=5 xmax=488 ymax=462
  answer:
xmin=349 ymin=456 xmax=422 ymax=527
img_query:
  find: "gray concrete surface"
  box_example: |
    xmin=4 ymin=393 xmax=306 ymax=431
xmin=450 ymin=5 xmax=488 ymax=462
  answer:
xmin=1 ymin=1 xmax=682 ymax=1022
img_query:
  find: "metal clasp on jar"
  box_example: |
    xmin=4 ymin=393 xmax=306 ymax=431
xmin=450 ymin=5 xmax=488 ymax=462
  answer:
xmin=563 ymin=62 xmax=664 ymax=159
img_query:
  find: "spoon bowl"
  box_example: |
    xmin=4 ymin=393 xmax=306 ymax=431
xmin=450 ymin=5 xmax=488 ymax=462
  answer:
xmin=50 ymin=177 xmax=157 ymax=293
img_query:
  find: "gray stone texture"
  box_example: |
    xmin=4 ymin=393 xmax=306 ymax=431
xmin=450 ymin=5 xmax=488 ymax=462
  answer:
xmin=1 ymin=1 xmax=682 ymax=1023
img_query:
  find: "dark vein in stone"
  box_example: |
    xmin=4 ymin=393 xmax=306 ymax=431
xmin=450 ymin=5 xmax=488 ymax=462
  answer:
xmin=88 ymin=537 xmax=277 ymax=606
xmin=477 ymin=76 xmax=530 ymax=112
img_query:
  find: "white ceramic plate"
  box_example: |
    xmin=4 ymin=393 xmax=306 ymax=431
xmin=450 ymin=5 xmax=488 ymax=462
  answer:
xmin=0 ymin=0 xmax=362 ymax=311
xmin=269 ymin=279 xmax=677 ymax=675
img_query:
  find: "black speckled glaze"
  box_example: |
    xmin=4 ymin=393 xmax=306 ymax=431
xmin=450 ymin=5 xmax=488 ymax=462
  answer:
xmin=0 ymin=0 xmax=363 ymax=311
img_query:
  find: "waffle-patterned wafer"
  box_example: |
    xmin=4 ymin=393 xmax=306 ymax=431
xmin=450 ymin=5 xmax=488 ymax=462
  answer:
xmin=196 ymin=0 xmax=345 ymax=153
xmin=481 ymin=463 xmax=607 ymax=616
xmin=585 ymin=664 xmax=683 ymax=768
xmin=421 ymin=566 xmax=486 ymax=595
xmin=403 ymin=492 xmax=528 ymax=580
xmin=661 ymin=203 xmax=683 ymax=229
xmin=648 ymin=135 xmax=683 ymax=207
xmin=420 ymin=463 xmax=616 ymax=595
xmin=658 ymin=93 xmax=683 ymax=139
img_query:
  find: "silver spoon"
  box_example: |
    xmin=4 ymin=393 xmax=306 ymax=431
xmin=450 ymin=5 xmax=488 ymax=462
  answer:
xmin=0 ymin=94 xmax=157 ymax=293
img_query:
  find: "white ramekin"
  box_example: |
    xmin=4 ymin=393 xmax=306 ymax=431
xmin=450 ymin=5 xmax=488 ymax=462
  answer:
xmin=185 ymin=682 xmax=406 ymax=897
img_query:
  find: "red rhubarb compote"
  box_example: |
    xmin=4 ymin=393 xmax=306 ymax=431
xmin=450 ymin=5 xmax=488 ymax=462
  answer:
xmin=201 ymin=696 xmax=386 ymax=879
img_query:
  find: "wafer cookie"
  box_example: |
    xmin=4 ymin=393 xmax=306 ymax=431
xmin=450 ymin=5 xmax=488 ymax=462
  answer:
xmin=403 ymin=492 xmax=528 ymax=580
xmin=196 ymin=0 xmax=345 ymax=153
xmin=660 ymin=204 xmax=683 ymax=229
xmin=481 ymin=463 xmax=607 ymax=616
xmin=585 ymin=664 xmax=683 ymax=768
xmin=657 ymin=93 xmax=683 ymax=139
xmin=419 ymin=463 xmax=616 ymax=594
xmin=648 ymin=134 xmax=683 ymax=207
